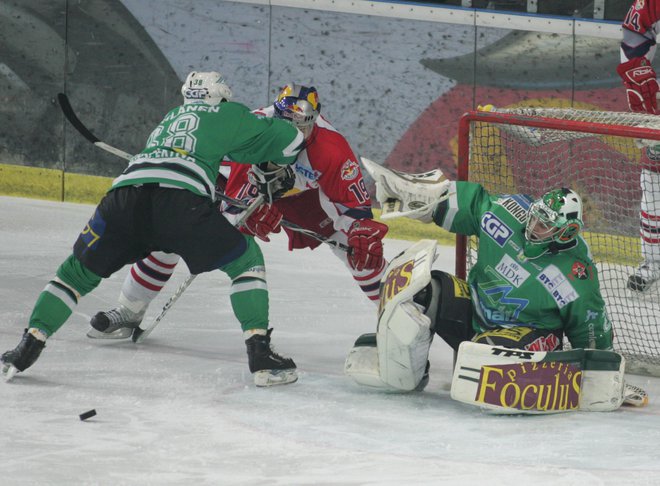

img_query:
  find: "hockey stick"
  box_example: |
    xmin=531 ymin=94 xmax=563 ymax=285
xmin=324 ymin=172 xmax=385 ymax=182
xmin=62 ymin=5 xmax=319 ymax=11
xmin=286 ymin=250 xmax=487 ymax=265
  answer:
xmin=57 ymin=93 xmax=133 ymax=160
xmin=131 ymin=273 xmax=197 ymax=343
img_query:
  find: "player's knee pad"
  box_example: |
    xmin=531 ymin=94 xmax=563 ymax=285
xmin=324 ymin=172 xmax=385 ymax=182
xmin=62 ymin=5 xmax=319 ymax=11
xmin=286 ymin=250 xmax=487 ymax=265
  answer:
xmin=473 ymin=327 xmax=563 ymax=351
xmin=414 ymin=270 xmax=473 ymax=351
xmin=220 ymin=236 xmax=265 ymax=281
xmin=55 ymin=254 xmax=103 ymax=298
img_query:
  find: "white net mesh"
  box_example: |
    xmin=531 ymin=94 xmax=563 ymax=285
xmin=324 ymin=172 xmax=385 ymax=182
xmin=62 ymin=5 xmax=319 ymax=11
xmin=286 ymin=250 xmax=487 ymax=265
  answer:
xmin=464 ymin=107 xmax=660 ymax=376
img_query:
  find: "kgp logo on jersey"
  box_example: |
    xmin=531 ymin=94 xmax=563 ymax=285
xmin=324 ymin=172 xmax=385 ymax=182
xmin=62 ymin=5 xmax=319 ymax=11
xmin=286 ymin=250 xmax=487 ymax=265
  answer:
xmin=340 ymin=159 xmax=360 ymax=181
xmin=481 ymin=212 xmax=512 ymax=247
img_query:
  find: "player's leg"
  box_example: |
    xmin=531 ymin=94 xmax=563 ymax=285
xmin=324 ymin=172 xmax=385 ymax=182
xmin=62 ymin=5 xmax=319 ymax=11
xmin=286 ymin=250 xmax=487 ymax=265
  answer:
xmin=2 ymin=187 xmax=145 ymax=377
xmin=157 ymin=188 xmax=297 ymax=386
xmin=421 ymin=271 xmax=474 ymax=351
xmin=629 ymin=164 xmax=660 ymax=291
xmin=327 ymin=230 xmax=387 ymax=304
xmin=88 ymin=251 xmax=181 ymax=338
xmin=277 ymin=190 xmax=387 ymax=304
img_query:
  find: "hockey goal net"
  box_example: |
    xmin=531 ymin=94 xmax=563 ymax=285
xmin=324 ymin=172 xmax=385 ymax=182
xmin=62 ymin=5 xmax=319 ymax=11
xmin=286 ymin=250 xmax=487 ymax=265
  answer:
xmin=456 ymin=107 xmax=660 ymax=376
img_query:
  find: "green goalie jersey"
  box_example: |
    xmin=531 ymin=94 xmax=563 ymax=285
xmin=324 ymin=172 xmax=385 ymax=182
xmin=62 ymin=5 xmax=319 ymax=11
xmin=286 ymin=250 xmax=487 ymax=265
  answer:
xmin=432 ymin=181 xmax=613 ymax=350
xmin=111 ymin=101 xmax=303 ymax=199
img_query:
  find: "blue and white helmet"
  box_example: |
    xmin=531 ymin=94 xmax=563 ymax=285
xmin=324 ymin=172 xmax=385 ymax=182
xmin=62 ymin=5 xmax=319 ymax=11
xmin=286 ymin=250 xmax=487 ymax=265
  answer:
xmin=181 ymin=71 xmax=232 ymax=105
xmin=273 ymin=83 xmax=321 ymax=129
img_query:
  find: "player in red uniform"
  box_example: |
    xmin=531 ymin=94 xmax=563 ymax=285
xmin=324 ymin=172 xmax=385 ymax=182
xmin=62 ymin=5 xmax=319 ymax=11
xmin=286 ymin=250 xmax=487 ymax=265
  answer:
xmin=88 ymin=83 xmax=388 ymax=339
xmin=617 ymin=0 xmax=660 ymax=290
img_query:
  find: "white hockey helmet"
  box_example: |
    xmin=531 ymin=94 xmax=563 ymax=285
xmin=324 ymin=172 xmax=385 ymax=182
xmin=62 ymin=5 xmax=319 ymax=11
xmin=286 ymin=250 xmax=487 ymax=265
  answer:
xmin=273 ymin=83 xmax=320 ymax=129
xmin=181 ymin=71 xmax=232 ymax=105
xmin=524 ymin=187 xmax=584 ymax=246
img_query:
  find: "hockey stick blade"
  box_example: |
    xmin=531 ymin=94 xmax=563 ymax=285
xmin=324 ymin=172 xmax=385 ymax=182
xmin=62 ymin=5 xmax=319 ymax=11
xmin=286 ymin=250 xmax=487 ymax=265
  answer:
xmin=57 ymin=93 xmax=133 ymax=160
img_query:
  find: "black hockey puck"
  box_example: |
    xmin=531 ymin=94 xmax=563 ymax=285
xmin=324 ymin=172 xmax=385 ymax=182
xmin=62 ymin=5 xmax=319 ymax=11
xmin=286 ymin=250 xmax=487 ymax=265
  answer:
xmin=79 ymin=409 xmax=97 ymax=421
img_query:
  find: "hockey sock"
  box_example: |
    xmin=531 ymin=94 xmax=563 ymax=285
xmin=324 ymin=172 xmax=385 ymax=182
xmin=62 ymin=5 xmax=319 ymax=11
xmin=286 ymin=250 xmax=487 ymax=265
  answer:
xmin=123 ymin=251 xmax=180 ymax=309
xmin=29 ymin=255 xmax=102 ymax=335
xmin=221 ymin=237 xmax=269 ymax=332
xmin=640 ymin=168 xmax=660 ymax=262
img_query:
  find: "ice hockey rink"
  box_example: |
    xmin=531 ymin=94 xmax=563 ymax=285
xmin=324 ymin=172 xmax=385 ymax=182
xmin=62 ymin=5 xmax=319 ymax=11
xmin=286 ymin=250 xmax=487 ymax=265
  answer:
xmin=1 ymin=196 xmax=660 ymax=485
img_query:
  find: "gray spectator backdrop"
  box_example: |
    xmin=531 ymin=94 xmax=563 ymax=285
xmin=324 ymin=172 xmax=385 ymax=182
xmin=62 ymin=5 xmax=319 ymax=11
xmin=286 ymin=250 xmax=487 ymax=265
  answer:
xmin=1 ymin=0 xmax=625 ymax=197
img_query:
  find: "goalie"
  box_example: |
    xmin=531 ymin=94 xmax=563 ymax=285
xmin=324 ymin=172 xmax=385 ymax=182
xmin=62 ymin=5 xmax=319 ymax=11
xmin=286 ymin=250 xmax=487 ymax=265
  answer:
xmin=345 ymin=159 xmax=647 ymax=412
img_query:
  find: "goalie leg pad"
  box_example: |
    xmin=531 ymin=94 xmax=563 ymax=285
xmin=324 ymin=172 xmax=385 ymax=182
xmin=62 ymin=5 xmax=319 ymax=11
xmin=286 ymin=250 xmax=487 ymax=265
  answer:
xmin=346 ymin=240 xmax=440 ymax=392
xmin=377 ymin=301 xmax=433 ymax=391
xmin=451 ymin=342 xmax=628 ymax=414
xmin=344 ymin=333 xmax=393 ymax=389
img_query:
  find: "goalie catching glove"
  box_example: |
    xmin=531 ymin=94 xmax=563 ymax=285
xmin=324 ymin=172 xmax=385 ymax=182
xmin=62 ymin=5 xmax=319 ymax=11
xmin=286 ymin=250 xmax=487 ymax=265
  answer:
xmin=241 ymin=203 xmax=283 ymax=242
xmin=360 ymin=157 xmax=451 ymax=223
xmin=617 ymin=57 xmax=659 ymax=114
xmin=248 ymin=162 xmax=295 ymax=204
xmin=347 ymin=219 xmax=388 ymax=271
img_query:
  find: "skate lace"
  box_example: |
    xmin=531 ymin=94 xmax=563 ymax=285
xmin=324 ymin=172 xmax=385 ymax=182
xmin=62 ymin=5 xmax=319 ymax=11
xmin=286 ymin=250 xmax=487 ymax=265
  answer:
xmin=104 ymin=307 xmax=139 ymax=326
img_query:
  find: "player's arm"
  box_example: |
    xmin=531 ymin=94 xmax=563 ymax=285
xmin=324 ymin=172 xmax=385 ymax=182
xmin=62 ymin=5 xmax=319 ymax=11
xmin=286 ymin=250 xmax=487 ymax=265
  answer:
xmin=227 ymin=108 xmax=305 ymax=166
xmin=220 ymin=161 xmax=286 ymax=240
xmin=360 ymin=158 xmax=491 ymax=232
xmin=561 ymin=266 xmax=614 ymax=351
xmin=431 ymin=181 xmax=495 ymax=236
xmin=618 ymin=1 xmax=660 ymax=113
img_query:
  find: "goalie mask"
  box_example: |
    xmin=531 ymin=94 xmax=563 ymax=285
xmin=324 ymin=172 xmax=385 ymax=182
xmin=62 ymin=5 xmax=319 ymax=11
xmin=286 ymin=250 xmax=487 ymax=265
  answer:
xmin=273 ymin=83 xmax=320 ymax=133
xmin=524 ymin=188 xmax=584 ymax=248
xmin=181 ymin=71 xmax=232 ymax=106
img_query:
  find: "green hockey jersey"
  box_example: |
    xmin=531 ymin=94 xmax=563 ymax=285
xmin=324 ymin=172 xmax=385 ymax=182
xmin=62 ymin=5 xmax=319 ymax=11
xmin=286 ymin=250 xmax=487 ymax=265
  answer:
xmin=433 ymin=181 xmax=613 ymax=350
xmin=111 ymin=101 xmax=304 ymax=199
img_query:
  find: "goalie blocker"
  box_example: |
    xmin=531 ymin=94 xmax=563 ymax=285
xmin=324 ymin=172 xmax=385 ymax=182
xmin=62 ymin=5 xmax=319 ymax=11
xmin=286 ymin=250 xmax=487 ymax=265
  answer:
xmin=345 ymin=240 xmax=646 ymax=412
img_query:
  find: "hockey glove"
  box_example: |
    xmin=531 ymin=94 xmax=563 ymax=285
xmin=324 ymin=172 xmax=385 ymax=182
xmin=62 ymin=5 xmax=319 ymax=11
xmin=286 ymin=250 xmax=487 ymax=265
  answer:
xmin=248 ymin=162 xmax=295 ymax=204
xmin=360 ymin=157 xmax=451 ymax=223
xmin=347 ymin=219 xmax=389 ymax=271
xmin=617 ymin=57 xmax=659 ymax=114
xmin=241 ymin=203 xmax=283 ymax=242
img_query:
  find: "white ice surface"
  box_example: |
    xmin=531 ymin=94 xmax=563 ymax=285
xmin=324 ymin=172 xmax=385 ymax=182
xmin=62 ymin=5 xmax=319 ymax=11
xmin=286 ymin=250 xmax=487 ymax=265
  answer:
xmin=1 ymin=196 xmax=659 ymax=486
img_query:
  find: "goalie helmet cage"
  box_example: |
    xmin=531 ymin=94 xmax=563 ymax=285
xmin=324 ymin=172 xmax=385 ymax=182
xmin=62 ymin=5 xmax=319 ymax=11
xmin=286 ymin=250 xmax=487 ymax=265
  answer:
xmin=455 ymin=107 xmax=660 ymax=377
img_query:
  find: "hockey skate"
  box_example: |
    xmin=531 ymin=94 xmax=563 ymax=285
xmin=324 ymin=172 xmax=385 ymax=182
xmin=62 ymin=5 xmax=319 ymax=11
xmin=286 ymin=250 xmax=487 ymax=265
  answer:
xmin=2 ymin=328 xmax=47 ymax=381
xmin=623 ymin=382 xmax=649 ymax=407
xmin=627 ymin=262 xmax=660 ymax=292
xmin=245 ymin=328 xmax=298 ymax=387
xmin=87 ymin=305 xmax=145 ymax=340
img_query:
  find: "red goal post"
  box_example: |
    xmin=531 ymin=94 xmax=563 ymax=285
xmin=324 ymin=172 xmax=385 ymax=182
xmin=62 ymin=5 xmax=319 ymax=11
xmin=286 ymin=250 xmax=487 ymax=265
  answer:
xmin=455 ymin=107 xmax=660 ymax=376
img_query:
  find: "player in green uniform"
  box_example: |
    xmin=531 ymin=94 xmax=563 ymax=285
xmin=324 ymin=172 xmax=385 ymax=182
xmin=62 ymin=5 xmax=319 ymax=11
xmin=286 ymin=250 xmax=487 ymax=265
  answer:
xmin=346 ymin=162 xmax=650 ymax=408
xmin=366 ymin=162 xmax=613 ymax=353
xmin=431 ymin=182 xmax=612 ymax=351
xmin=1 ymin=71 xmax=305 ymax=386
